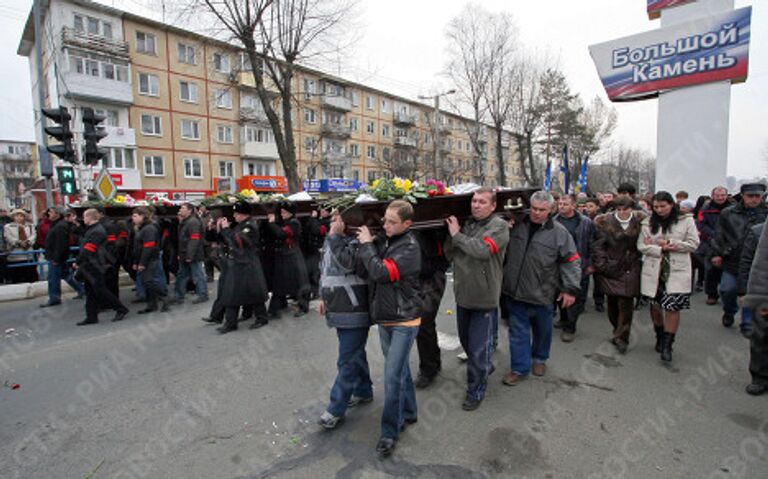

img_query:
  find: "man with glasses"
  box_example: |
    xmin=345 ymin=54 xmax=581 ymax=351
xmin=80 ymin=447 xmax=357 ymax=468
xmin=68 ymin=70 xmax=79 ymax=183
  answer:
xmin=712 ymin=183 xmax=768 ymax=337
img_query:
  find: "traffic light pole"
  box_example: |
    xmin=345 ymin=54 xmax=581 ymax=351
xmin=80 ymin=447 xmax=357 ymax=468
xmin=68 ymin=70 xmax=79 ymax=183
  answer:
xmin=34 ymin=0 xmax=54 ymax=208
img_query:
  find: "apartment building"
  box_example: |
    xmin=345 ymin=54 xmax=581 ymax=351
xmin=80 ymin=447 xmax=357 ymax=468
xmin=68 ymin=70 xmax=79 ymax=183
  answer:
xmin=18 ymin=0 xmax=523 ymax=199
xmin=0 ymin=140 xmax=37 ymax=208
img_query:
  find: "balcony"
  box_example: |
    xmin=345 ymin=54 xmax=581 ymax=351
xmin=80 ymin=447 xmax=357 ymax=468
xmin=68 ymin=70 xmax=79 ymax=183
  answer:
xmin=438 ymin=123 xmax=452 ymax=135
xmin=321 ymin=94 xmax=352 ymax=112
xmin=321 ymin=123 xmax=352 ymax=139
xmin=394 ymin=136 xmax=417 ymax=148
xmin=240 ymin=106 xmax=270 ymax=124
xmin=62 ymin=27 xmax=129 ymax=59
xmin=101 ymin=126 xmax=136 ymax=148
xmin=237 ymin=71 xmax=280 ymax=96
xmin=393 ymin=111 xmax=418 ymax=126
xmin=3 ymin=168 xmax=32 ymax=179
xmin=242 ymin=141 xmax=279 ymax=159
xmin=439 ymin=142 xmax=452 ymax=153
xmin=322 ymin=150 xmax=352 ymax=165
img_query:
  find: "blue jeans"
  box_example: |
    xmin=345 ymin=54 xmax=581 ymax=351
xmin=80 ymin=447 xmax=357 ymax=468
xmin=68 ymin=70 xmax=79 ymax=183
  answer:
xmin=174 ymin=261 xmax=208 ymax=300
xmin=47 ymin=262 xmax=84 ymax=303
xmin=378 ymin=325 xmax=418 ymax=440
xmin=719 ymin=271 xmax=750 ymax=329
xmin=456 ymin=306 xmax=496 ymax=401
xmin=136 ymin=260 xmax=167 ymax=299
xmin=505 ymin=296 xmax=555 ymax=375
xmin=327 ymin=327 xmax=373 ymax=417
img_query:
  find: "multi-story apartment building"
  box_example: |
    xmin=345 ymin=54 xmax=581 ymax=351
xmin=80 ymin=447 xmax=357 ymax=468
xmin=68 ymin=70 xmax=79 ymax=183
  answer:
xmin=0 ymin=140 xmax=37 ymax=208
xmin=18 ymin=0 xmax=523 ymax=200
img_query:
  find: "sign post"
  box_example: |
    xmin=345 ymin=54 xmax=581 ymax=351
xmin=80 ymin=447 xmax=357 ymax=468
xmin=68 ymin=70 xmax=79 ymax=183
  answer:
xmin=589 ymin=0 xmax=749 ymax=197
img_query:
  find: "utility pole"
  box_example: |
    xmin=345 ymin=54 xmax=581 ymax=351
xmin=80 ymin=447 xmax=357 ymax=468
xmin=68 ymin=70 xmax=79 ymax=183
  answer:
xmin=418 ymin=89 xmax=455 ymax=180
xmin=33 ymin=0 xmax=54 ymax=207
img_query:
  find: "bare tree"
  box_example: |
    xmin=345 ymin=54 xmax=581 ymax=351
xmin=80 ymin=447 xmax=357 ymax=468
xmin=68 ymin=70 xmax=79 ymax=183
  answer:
xmin=508 ymin=57 xmax=545 ymax=186
xmin=195 ymin=0 xmax=357 ymax=192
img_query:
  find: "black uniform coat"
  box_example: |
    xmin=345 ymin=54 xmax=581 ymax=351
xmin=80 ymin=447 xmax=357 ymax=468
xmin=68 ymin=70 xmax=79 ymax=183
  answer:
xmin=76 ymin=222 xmax=109 ymax=282
xmin=266 ymin=217 xmax=309 ymax=297
xmin=217 ymin=218 xmax=268 ymax=307
xmin=178 ymin=215 xmax=205 ymax=262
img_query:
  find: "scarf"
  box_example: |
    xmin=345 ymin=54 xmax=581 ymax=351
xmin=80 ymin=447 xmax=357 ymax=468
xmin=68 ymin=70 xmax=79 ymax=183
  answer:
xmin=614 ymin=212 xmax=633 ymax=231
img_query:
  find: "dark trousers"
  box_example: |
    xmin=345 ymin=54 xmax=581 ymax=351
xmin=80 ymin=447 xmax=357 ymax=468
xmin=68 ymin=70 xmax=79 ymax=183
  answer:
xmin=705 ymin=263 xmax=723 ymax=299
xmin=106 ymin=264 xmax=119 ymax=299
xmin=204 ymin=244 xmax=219 ymax=280
xmin=416 ymin=271 xmax=446 ymax=378
xmin=456 ymin=306 xmax=496 ymax=402
xmin=558 ymin=276 xmax=590 ymax=333
xmin=140 ymin=260 xmax=167 ymax=308
xmin=593 ymin=278 xmax=605 ymax=307
xmin=607 ymin=295 xmax=635 ymax=343
xmin=305 ymin=251 xmax=321 ymax=297
xmin=222 ymin=306 xmax=241 ymax=329
xmin=269 ymin=291 xmax=309 ymax=315
xmin=240 ymin=302 xmax=269 ymax=322
xmin=750 ymin=309 xmax=768 ymax=385
xmin=84 ymin=273 xmax=127 ymax=322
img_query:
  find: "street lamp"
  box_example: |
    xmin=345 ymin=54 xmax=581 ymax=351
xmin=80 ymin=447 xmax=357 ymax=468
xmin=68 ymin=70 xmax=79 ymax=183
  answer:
xmin=418 ymin=89 xmax=456 ymax=180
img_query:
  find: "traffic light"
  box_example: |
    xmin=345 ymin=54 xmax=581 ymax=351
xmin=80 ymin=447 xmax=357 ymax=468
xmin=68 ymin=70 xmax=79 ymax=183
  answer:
xmin=56 ymin=166 xmax=77 ymax=195
xmin=82 ymin=107 xmax=108 ymax=166
xmin=42 ymin=106 xmax=75 ymax=164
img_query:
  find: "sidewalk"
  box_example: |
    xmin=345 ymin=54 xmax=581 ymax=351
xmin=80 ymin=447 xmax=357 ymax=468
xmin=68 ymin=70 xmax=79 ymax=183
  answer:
xmin=0 ymin=273 xmax=134 ymax=303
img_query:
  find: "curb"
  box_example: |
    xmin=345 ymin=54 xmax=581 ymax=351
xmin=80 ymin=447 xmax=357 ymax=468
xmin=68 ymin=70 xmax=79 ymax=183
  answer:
xmin=0 ymin=274 xmax=135 ymax=303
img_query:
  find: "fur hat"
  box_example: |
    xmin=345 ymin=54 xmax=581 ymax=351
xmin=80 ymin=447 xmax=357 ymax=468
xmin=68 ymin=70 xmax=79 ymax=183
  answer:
xmin=233 ymin=201 xmax=251 ymax=215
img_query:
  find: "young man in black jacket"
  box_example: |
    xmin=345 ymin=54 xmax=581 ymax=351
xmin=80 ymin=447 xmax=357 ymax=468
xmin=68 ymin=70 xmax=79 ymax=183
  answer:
xmin=131 ymin=207 xmax=170 ymax=314
xmin=74 ymin=209 xmax=128 ymax=325
xmin=41 ymin=206 xmax=84 ymax=307
xmin=357 ymin=200 xmax=421 ymax=458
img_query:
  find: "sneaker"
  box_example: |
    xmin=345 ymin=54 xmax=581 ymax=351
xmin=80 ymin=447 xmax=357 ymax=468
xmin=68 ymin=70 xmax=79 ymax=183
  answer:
xmin=376 ymin=437 xmax=396 ymax=458
xmin=745 ymin=382 xmax=767 ymax=396
xmin=560 ymin=331 xmax=575 ymax=343
xmin=462 ymin=397 xmax=483 ymax=411
xmin=318 ymin=411 xmax=343 ymax=429
xmin=347 ymin=395 xmax=373 ymax=408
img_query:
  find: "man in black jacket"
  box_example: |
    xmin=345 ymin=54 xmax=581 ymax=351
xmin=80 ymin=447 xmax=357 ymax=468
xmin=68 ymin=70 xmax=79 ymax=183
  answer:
xmin=743 ymin=220 xmax=768 ymax=395
xmin=357 ymin=200 xmax=422 ymax=458
xmin=214 ymin=201 xmax=269 ymax=334
xmin=698 ymin=186 xmax=732 ymax=304
xmin=173 ymin=203 xmax=208 ymax=304
xmin=74 ymin=209 xmax=128 ymax=325
xmin=41 ymin=206 xmax=84 ymax=307
xmin=131 ymin=207 xmax=169 ymax=314
xmin=265 ymin=202 xmax=310 ymax=318
xmin=712 ymin=183 xmax=768 ymax=334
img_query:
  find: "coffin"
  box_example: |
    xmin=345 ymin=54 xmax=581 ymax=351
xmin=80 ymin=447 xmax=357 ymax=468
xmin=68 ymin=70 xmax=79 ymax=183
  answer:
xmin=340 ymin=188 xmax=537 ymax=232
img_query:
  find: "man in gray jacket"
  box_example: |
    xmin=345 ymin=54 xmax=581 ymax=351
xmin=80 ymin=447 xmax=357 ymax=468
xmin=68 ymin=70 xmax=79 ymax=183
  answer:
xmin=743 ymin=219 xmax=768 ymax=395
xmin=501 ymin=191 xmax=582 ymax=386
xmin=445 ymin=187 xmax=510 ymax=411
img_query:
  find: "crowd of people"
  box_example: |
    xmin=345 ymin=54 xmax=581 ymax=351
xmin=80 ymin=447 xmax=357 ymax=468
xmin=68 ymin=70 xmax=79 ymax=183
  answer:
xmin=1 ymin=180 xmax=767 ymax=458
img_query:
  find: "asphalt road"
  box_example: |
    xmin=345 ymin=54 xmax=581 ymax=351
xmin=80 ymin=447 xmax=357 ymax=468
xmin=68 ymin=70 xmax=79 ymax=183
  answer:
xmin=1 ymin=279 xmax=766 ymax=479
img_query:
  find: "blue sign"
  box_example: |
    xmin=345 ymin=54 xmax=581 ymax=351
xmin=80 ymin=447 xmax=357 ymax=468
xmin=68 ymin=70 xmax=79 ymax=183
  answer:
xmin=303 ymin=178 xmax=362 ymax=193
xmin=251 ymin=178 xmax=278 ymax=189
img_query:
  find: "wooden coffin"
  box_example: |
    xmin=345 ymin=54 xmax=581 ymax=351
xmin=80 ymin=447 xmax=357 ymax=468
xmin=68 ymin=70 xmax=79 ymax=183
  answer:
xmin=340 ymin=188 xmax=537 ymax=232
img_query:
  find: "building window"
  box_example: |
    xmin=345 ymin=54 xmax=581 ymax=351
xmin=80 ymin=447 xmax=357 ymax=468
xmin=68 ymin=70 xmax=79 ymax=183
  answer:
xmin=218 ymin=160 xmax=234 ymax=177
xmin=93 ymin=108 xmax=119 ymax=127
xmin=179 ymin=81 xmax=198 ymax=103
xmin=106 ymin=148 xmax=135 ymax=169
xmin=382 ymin=124 xmax=390 ymax=137
xmin=365 ymin=120 xmax=374 ymax=135
xmin=351 ymin=90 xmax=359 ymax=106
xmin=74 ymin=14 xmax=84 ymax=32
xmin=87 ymin=17 xmax=99 ymax=35
xmin=181 ymin=119 xmax=200 ymax=140
xmin=245 ymin=160 xmax=273 ymax=176
xmin=349 ymin=117 xmax=358 ymax=131
xmin=217 ymin=125 xmax=233 ymax=144
xmin=303 ymin=79 xmax=315 ymax=100
xmin=74 ymin=14 xmax=111 ymax=38
xmin=144 ymin=155 xmax=164 ymax=176
xmin=212 ymin=53 xmax=230 ymax=73
xmin=214 ymin=89 xmax=233 ymax=109
xmin=140 ymin=114 xmax=162 ymax=136
xmin=178 ymin=42 xmax=196 ymax=64
xmin=367 ymin=145 xmax=375 ymax=159
xmin=184 ymin=158 xmax=202 ymax=178
xmin=365 ymin=95 xmax=374 ymax=110
xmin=304 ymin=108 xmax=316 ymax=124
xmin=70 ymin=53 xmax=128 ymax=82
xmin=243 ymin=125 xmax=273 ymax=143
xmin=138 ymin=72 xmax=159 ymax=96
xmin=136 ymin=31 xmax=156 ymax=55
xmin=352 ymin=170 xmax=359 ymax=181
xmin=103 ymin=22 xmax=113 ymax=39
xmin=349 ymin=143 xmax=359 ymax=157
xmin=367 ymin=170 xmax=377 ymax=182
xmin=304 ymin=137 xmax=317 ymax=153
xmin=381 ymin=99 xmax=388 ymax=113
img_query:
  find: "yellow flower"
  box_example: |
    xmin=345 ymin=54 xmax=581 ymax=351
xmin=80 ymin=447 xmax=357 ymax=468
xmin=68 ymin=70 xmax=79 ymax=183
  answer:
xmin=393 ymin=178 xmax=404 ymax=191
xmin=115 ymin=195 xmax=126 ymax=203
xmin=240 ymin=188 xmax=251 ymax=196
xmin=371 ymin=179 xmax=381 ymax=189
xmin=403 ymin=179 xmax=413 ymax=192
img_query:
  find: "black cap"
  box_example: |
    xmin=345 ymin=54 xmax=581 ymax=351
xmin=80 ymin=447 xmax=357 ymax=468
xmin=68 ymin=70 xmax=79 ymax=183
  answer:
xmin=233 ymin=201 xmax=251 ymax=215
xmin=280 ymin=201 xmax=297 ymax=215
xmin=740 ymin=183 xmax=767 ymax=195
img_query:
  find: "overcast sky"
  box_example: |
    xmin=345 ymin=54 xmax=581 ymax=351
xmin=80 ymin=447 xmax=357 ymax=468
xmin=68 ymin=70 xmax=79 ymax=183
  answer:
xmin=0 ymin=0 xmax=764 ymax=178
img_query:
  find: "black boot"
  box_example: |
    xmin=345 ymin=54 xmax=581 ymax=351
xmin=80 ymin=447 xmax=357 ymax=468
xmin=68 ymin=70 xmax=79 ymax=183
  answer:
xmin=654 ymin=325 xmax=664 ymax=353
xmin=660 ymin=332 xmax=675 ymax=362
